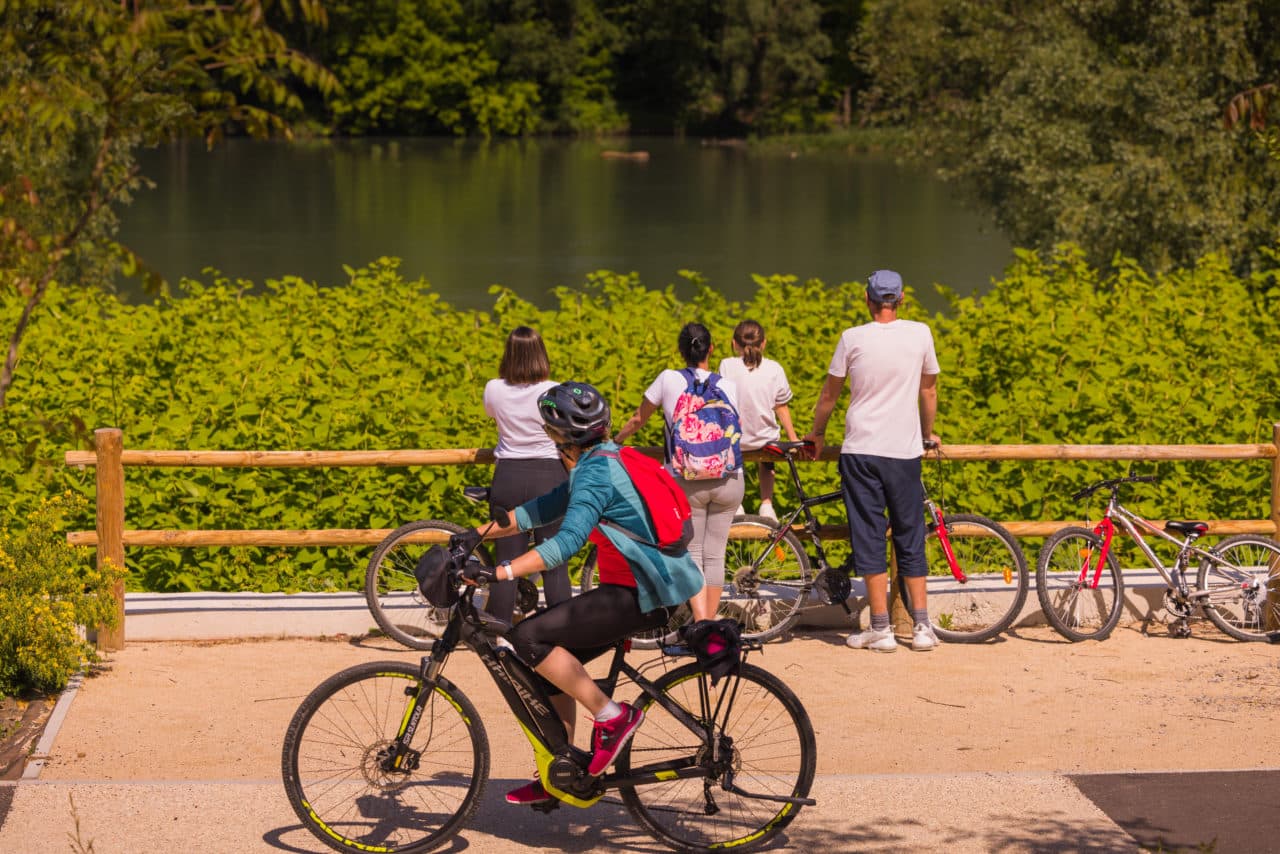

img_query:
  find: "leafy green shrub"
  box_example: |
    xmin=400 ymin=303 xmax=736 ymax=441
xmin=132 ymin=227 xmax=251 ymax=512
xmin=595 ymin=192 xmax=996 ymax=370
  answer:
xmin=0 ymin=247 xmax=1276 ymax=594
xmin=0 ymin=493 xmax=123 ymax=697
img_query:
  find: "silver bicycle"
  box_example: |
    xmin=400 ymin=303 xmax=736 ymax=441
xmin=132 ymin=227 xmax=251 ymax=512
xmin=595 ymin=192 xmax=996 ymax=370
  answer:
xmin=1037 ymin=471 xmax=1280 ymax=641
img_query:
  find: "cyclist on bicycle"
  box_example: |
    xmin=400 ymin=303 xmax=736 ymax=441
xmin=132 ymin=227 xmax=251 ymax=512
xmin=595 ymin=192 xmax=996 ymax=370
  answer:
xmin=451 ymin=380 xmax=706 ymax=805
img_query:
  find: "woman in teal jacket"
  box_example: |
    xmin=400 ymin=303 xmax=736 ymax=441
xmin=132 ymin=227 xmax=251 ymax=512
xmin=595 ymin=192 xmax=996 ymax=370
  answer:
xmin=455 ymin=381 xmax=704 ymax=805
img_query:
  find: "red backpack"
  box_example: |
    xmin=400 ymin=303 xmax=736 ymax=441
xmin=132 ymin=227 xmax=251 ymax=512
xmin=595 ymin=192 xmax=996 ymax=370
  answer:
xmin=595 ymin=446 xmax=693 ymax=555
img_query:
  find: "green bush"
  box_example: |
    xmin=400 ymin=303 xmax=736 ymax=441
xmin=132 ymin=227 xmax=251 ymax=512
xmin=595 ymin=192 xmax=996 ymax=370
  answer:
xmin=0 ymin=493 xmax=124 ymax=697
xmin=0 ymin=247 xmax=1276 ymax=594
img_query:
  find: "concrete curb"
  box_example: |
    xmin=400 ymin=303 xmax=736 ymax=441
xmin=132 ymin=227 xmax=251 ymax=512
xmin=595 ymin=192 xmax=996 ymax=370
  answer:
xmin=21 ymin=672 xmax=82 ymax=781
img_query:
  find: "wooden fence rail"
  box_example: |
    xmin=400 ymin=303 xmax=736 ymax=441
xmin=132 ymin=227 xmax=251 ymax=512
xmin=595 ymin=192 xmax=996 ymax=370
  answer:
xmin=66 ymin=425 xmax=1280 ymax=650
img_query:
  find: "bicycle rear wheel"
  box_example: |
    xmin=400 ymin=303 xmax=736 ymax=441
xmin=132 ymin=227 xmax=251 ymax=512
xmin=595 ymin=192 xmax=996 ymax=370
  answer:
xmin=720 ymin=515 xmax=813 ymax=642
xmin=281 ymin=661 xmax=489 ymax=854
xmin=1198 ymin=534 xmax=1280 ymax=641
xmin=366 ymin=520 xmax=489 ymax=649
xmin=901 ymin=513 xmax=1028 ymax=643
xmin=1036 ymin=527 xmax=1125 ymax=641
xmin=619 ymin=662 xmax=816 ymax=853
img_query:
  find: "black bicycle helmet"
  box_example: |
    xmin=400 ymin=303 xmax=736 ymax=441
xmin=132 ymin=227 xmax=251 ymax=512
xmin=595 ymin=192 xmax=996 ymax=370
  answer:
xmin=537 ymin=381 xmax=611 ymax=447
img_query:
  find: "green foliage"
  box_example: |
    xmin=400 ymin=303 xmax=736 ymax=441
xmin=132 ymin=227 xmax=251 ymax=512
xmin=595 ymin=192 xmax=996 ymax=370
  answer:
xmin=0 ymin=493 xmax=123 ymax=697
xmin=0 ymin=0 xmax=338 ymax=405
xmin=857 ymin=0 xmax=1280 ymax=275
xmin=322 ymin=0 xmax=542 ymax=136
xmin=1 ymin=249 xmax=1276 ymax=594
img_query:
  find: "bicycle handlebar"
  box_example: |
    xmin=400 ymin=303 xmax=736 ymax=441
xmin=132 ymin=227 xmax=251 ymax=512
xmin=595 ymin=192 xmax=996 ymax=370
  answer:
xmin=1070 ymin=474 xmax=1158 ymax=502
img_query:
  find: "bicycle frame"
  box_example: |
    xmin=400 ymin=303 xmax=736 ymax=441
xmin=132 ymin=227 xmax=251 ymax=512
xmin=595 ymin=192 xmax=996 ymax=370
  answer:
xmin=392 ymin=585 xmax=812 ymax=810
xmin=1081 ymin=496 xmax=1220 ymax=599
xmin=755 ymin=445 xmax=969 ymax=583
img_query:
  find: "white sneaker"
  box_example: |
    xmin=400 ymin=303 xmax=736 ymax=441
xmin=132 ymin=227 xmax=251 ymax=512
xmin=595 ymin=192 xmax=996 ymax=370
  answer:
xmin=846 ymin=626 xmax=897 ymax=652
xmin=735 ymin=505 xmax=746 ymax=517
xmin=911 ymin=622 xmax=939 ymax=651
xmin=758 ymin=501 xmax=777 ymax=522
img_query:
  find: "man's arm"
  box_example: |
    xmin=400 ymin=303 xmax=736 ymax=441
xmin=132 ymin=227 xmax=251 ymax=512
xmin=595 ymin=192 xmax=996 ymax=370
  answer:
xmin=802 ymin=373 xmax=845 ymax=460
xmin=919 ymin=372 xmax=939 ymax=447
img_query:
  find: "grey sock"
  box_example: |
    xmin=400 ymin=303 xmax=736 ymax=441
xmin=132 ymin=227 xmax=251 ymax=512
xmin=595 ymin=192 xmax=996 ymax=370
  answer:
xmin=912 ymin=608 xmax=929 ymax=627
xmin=870 ymin=612 xmax=890 ymax=632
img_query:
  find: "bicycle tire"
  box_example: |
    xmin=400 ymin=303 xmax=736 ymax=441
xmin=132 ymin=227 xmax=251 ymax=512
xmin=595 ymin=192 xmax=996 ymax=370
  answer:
xmin=1197 ymin=533 xmax=1280 ymax=641
xmin=365 ymin=520 xmax=494 ymax=650
xmin=899 ymin=513 xmax=1029 ymax=643
xmin=281 ymin=661 xmax=489 ymax=854
xmin=1036 ymin=526 xmax=1125 ymax=641
xmin=618 ymin=661 xmax=816 ymax=853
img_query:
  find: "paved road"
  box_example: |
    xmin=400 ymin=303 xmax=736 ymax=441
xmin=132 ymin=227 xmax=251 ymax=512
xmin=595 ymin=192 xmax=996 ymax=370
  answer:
xmin=1 ymin=593 xmax=1277 ymax=853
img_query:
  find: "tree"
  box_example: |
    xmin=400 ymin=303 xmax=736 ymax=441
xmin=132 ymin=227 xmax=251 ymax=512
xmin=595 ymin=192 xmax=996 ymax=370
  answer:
xmin=319 ymin=0 xmax=542 ymax=136
xmin=0 ymin=0 xmax=338 ymax=407
xmin=857 ymin=0 xmax=1280 ymax=275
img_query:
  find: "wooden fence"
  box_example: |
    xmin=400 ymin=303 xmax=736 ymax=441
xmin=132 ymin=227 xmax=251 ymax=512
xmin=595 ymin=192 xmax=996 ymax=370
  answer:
xmin=65 ymin=425 xmax=1280 ymax=650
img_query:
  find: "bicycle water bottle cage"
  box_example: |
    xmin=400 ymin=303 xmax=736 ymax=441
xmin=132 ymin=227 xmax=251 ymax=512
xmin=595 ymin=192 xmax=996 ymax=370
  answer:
xmin=1164 ymin=521 xmax=1208 ymax=539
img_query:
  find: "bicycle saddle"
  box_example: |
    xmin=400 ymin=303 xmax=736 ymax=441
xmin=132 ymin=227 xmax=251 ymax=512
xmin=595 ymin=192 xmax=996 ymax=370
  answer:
xmin=463 ymin=486 xmax=491 ymax=504
xmin=763 ymin=441 xmax=813 ymax=456
xmin=1164 ymin=520 xmax=1208 ymax=537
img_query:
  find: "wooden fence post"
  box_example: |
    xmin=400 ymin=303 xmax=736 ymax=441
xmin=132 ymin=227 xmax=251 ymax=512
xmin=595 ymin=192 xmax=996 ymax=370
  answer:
xmin=95 ymin=428 xmax=126 ymax=650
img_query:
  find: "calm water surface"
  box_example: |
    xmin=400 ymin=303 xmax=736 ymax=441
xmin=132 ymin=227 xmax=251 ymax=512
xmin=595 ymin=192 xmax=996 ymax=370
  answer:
xmin=119 ymin=138 xmax=1012 ymax=314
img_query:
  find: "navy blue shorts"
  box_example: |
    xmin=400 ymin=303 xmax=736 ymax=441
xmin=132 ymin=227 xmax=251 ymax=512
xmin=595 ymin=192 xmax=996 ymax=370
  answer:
xmin=838 ymin=453 xmax=927 ymax=578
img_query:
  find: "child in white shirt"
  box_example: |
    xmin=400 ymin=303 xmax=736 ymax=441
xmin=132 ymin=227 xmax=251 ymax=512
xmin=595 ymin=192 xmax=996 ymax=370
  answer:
xmin=717 ymin=320 xmax=798 ymax=520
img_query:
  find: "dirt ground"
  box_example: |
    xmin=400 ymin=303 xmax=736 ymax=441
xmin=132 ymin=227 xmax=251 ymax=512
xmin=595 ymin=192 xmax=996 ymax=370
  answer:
xmin=28 ymin=623 xmax=1280 ymax=784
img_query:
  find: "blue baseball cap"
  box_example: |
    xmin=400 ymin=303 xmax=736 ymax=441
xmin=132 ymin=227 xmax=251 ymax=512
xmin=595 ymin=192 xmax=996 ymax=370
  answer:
xmin=866 ymin=269 xmax=904 ymax=302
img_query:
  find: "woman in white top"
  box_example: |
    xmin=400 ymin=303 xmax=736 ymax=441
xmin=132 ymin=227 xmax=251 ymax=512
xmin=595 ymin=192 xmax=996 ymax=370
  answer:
xmin=614 ymin=322 xmax=745 ymax=621
xmin=717 ymin=319 xmax=798 ymax=521
xmin=482 ymin=327 xmax=570 ymax=622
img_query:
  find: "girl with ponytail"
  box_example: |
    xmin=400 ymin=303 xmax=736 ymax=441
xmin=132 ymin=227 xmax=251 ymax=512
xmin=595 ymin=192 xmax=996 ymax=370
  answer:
xmin=717 ymin=320 xmax=798 ymax=520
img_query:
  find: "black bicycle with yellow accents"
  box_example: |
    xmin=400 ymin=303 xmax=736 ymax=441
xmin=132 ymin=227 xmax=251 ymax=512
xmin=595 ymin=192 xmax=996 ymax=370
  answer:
xmin=282 ymin=537 xmax=817 ymax=854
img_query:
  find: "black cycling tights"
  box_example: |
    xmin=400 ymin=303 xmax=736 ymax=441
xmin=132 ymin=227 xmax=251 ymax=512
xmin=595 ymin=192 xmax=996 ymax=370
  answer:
xmin=509 ymin=583 xmax=671 ymax=680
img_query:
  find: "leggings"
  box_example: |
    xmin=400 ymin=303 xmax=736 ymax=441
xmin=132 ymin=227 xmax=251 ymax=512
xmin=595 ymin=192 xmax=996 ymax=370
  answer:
xmin=680 ymin=474 xmax=745 ymax=587
xmin=488 ymin=458 xmax=571 ymax=621
xmin=510 ymin=584 xmax=672 ymax=683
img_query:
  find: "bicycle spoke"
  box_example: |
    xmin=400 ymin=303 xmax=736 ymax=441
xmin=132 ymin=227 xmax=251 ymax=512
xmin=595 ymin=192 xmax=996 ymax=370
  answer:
xmin=619 ymin=664 xmax=815 ymax=852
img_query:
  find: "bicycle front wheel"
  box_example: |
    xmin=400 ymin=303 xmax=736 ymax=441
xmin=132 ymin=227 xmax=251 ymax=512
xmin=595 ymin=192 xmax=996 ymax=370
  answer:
xmin=903 ymin=513 xmax=1029 ymax=643
xmin=619 ymin=662 xmax=816 ymax=853
xmin=1036 ymin=527 xmax=1125 ymax=641
xmin=282 ymin=661 xmax=489 ymax=854
xmin=1198 ymin=534 xmax=1280 ymax=641
xmin=720 ymin=515 xmax=813 ymax=642
xmin=365 ymin=520 xmax=492 ymax=650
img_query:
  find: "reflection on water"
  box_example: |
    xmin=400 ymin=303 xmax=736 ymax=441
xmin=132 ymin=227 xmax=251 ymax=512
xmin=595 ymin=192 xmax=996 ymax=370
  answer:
xmin=118 ymin=138 xmax=1011 ymax=314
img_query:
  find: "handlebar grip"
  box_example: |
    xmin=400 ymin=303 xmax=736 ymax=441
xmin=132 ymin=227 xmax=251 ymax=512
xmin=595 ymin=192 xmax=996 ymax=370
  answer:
xmin=1070 ymin=486 xmax=1094 ymax=502
xmin=1134 ymin=475 xmax=1158 ymax=484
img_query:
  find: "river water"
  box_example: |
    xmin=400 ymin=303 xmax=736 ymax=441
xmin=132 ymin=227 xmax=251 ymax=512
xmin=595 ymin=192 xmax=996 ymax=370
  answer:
xmin=118 ymin=137 xmax=1012 ymax=314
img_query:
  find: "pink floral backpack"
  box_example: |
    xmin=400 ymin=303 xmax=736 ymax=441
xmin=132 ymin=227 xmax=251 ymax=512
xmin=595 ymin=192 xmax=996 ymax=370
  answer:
xmin=664 ymin=368 xmax=743 ymax=480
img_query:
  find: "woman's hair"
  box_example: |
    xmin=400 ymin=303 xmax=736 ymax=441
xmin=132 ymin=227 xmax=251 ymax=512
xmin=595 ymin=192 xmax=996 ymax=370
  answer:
xmin=732 ymin=319 xmax=765 ymax=370
xmin=499 ymin=326 xmax=551 ymax=385
xmin=677 ymin=322 xmax=713 ymax=367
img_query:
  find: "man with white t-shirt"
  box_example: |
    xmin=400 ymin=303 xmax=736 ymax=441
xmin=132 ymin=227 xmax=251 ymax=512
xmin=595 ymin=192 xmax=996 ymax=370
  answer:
xmin=802 ymin=270 xmax=941 ymax=653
